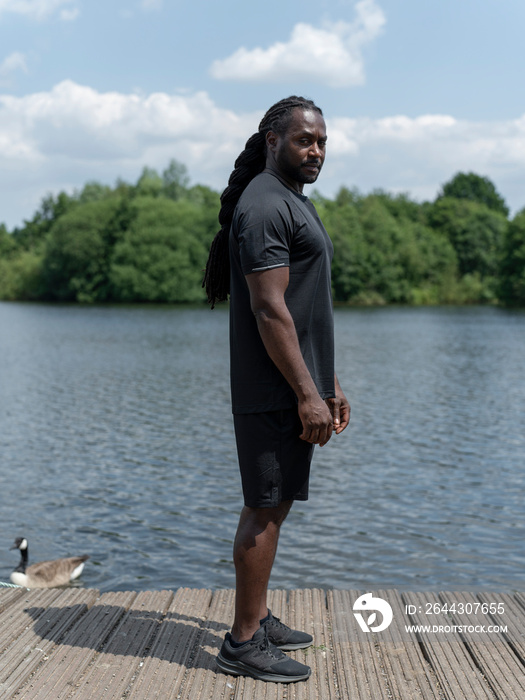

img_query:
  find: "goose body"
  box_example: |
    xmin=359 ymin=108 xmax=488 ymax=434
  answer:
xmin=10 ymin=537 xmax=89 ymax=588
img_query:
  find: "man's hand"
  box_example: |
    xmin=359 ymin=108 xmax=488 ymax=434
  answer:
xmin=298 ymin=395 xmax=334 ymax=447
xmin=326 ymin=378 xmax=350 ymax=435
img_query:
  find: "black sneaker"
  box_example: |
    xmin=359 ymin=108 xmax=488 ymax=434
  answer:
xmin=216 ymin=626 xmax=311 ymax=683
xmin=263 ymin=609 xmax=313 ymax=650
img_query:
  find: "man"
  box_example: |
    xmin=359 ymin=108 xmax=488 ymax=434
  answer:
xmin=203 ymin=96 xmax=350 ymax=683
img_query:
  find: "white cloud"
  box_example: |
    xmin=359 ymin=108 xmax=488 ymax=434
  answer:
xmin=0 ymin=80 xmax=253 ymax=162
xmin=0 ymin=0 xmax=79 ymax=21
xmin=210 ymin=0 xmax=385 ymax=87
xmin=1 ymin=81 xmax=525 ymax=227
xmin=325 ymin=114 xmax=525 ymax=208
xmin=59 ymin=6 xmax=78 ymax=20
xmin=0 ymin=51 xmax=28 ymax=82
xmin=140 ymin=0 xmax=162 ymax=9
xmin=0 ymin=81 xmax=259 ymax=226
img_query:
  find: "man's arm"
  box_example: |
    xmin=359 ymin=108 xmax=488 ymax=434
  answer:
xmin=245 ymin=266 xmax=334 ymax=446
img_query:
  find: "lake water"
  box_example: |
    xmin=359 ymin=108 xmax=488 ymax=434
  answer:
xmin=0 ymin=302 xmax=524 ymax=593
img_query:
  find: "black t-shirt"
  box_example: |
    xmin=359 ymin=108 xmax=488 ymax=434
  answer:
xmin=229 ymin=171 xmax=335 ymax=414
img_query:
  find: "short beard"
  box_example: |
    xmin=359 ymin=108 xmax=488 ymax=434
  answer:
xmin=277 ymin=157 xmax=322 ymax=185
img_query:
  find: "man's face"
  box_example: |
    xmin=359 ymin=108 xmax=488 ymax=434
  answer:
xmin=270 ymin=109 xmax=327 ymax=191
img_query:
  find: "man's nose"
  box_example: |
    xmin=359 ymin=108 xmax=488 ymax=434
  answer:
xmin=309 ymin=142 xmax=322 ymax=159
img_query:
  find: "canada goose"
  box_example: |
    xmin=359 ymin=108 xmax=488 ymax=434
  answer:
xmin=10 ymin=537 xmax=89 ymax=588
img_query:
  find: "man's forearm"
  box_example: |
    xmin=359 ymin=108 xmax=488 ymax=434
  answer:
xmin=246 ymin=265 xmax=334 ymax=445
xmin=253 ymin=305 xmax=318 ymax=401
xmin=254 ymin=303 xmax=334 ymax=445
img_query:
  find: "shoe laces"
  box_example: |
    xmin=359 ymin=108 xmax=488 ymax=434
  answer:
xmin=257 ymin=629 xmax=282 ymax=660
xmin=268 ymin=613 xmax=287 ymax=631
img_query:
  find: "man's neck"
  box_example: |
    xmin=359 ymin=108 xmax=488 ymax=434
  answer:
xmin=263 ymin=165 xmax=304 ymax=194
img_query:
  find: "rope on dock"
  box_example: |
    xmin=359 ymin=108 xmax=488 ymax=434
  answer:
xmin=0 ymin=581 xmax=24 ymax=588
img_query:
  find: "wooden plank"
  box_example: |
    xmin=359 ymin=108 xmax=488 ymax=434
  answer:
xmin=439 ymin=591 xmax=525 ymax=700
xmin=0 ymin=589 xmax=69 ymax=696
xmin=403 ymin=591 xmax=495 ymax=700
xmin=0 ymin=587 xmax=66 ymax=700
xmin=514 ymin=592 xmax=525 ymax=613
xmin=70 ymin=590 xmax=173 ymax=699
xmin=0 ymin=589 xmax=63 ymax=655
xmin=328 ymin=589 xmax=390 ymax=699
xmin=287 ymin=588 xmax=337 ymax=700
xmin=374 ymin=589 xmax=441 ymax=700
xmin=177 ymin=588 xmax=236 ymax=700
xmin=0 ymin=588 xmax=25 ymax=614
xmin=478 ymin=592 xmax=525 ymax=662
xmin=1 ymin=588 xmax=524 ymax=699
xmin=126 ymin=588 xmax=214 ymax=700
xmin=0 ymin=588 xmax=97 ymax=697
xmin=18 ymin=590 xmax=137 ymax=699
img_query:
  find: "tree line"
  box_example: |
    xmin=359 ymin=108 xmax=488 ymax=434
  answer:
xmin=0 ymin=162 xmax=524 ymax=306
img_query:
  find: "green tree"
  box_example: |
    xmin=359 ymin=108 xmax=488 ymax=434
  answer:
xmin=321 ymin=193 xmax=458 ymax=305
xmin=42 ymin=198 xmax=123 ymax=302
xmin=135 ymin=167 xmax=164 ymax=198
xmin=0 ymin=223 xmax=16 ymax=257
xmin=438 ymin=172 xmax=509 ymax=217
xmin=499 ymin=209 xmax=525 ymax=305
xmin=370 ymin=190 xmax=425 ymax=224
xmin=428 ymin=197 xmax=507 ymax=279
xmin=162 ymin=159 xmax=190 ymax=200
xmin=0 ymin=250 xmax=44 ymax=300
xmin=320 ymin=200 xmax=367 ymax=301
xmin=109 ymin=197 xmax=209 ymax=302
xmin=8 ymin=159 xmax=515 ymax=306
xmin=401 ymin=220 xmax=458 ymax=304
xmin=77 ymin=181 xmax=112 ymax=204
xmin=355 ymin=196 xmax=416 ymax=302
xmin=12 ymin=191 xmax=77 ymax=251
xmin=185 ymin=183 xmax=220 ymax=211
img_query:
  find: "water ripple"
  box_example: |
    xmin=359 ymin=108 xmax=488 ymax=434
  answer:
xmin=0 ymin=303 xmax=524 ymax=593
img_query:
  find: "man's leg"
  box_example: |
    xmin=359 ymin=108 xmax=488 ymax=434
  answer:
xmin=216 ymin=409 xmax=313 ymax=682
xmin=231 ymin=500 xmax=292 ymax=642
xmin=217 ymin=499 xmax=311 ymax=683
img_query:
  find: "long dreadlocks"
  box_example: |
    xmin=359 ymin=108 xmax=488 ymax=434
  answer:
xmin=202 ymin=96 xmax=323 ymax=308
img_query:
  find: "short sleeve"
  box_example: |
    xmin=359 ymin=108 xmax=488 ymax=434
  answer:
xmin=235 ymin=199 xmax=293 ymax=275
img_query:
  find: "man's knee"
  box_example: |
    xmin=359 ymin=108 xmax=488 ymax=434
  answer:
xmin=244 ymin=499 xmax=293 ymax=529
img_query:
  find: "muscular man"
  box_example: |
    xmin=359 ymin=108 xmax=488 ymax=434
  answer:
xmin=203 ymin=96 xmax=350 ymax=683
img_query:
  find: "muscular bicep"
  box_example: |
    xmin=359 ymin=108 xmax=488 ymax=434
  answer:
xmin=245 ymin=266 xmax=290 ymax=317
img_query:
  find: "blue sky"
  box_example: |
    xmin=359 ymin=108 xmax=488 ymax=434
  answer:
xmin=1 ymin=0 xmax=524 ymax=228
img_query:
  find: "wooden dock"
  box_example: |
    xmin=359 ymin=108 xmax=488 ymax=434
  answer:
xmin=1 ymin=586 xmax=524 ymax=699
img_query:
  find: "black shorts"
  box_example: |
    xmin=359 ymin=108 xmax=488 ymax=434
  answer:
xmin=233 ymin=407 xmax=315 ymax=508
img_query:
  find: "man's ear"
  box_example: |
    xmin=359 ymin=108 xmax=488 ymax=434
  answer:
xmin=266 ymin=130 xmax=279 ymax=153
